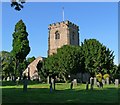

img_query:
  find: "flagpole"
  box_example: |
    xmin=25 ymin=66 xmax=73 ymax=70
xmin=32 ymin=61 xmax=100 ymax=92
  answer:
xmin=62 ymin=7 xmax=64 ymax=21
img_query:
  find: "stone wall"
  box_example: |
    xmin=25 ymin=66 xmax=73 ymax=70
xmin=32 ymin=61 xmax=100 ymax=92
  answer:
xmin=23 ymin=56 xmax=45 ymax=80
xmin=48 ymin=20 xmax=79 ymax=56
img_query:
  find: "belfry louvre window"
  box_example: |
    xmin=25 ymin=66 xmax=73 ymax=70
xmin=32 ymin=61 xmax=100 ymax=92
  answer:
xmin=55 ymin=31 xmax=60 ymax=39
xmin=72 ymin=32 xmax=75 ymax=40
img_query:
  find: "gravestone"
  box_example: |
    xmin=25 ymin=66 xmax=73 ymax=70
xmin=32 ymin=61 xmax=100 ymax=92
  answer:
xmin=3 ymin=78 xmax=5 ymax=81
xmin=97 ymin=82 xmax=100 ymax=87
xmin=9 ymin=77 xmax=12 ymax=81
xmin=47 ymin=76 xmax=49 ymax=84
xmin=94 ymin=77 xmax=97 ymax=85
xmin=16 ymin=77 xmax=20 ymax=81
xmin=7 ymin=77 xmax=10 ymax=81
xmin=102 ymin=79 xmax=105 ymax=85
xmin=106 ymin=77 xmax=109 ymax=85
xmin=16 ymin=77 xmax=20 ymax=86
xmin=51 ymin=78 xmax=54 ymax=84
xmin=90 ymin=77 xmax=94 ymax=90
xmin=115 ymin=79 xmax=119 ymax=87
xmin=0 ymin=76 xmax=2 ymax=81
xmin=73 ymin=79 xmax=77 ymax=86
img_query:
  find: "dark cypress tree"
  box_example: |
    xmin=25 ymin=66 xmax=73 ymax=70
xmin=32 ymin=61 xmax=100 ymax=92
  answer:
xmin=11 ymin=19 xmax=30 ymax=80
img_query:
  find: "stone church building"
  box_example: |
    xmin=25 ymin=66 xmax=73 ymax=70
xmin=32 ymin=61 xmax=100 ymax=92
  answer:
xmin=48 ymin=20 xmax=79 ymax=55
xmin=23 ymin=20 xmax=90 ymax=82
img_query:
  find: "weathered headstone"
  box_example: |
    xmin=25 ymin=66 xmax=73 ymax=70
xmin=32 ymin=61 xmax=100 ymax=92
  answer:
xmin=102 ymin=79 xmax=105 ymax=85
xmin=96 ymin=82 xmax=100 ymax=87
xmin=7 ymin=77 xmax=10 ymax=81
xmin=94 ymin=77 xmax=97 ymax=85
xmin=115 ymin=79 xmax=119 ymax=87
xmin=51 ymin=78 xmax=54 ymax=84
xmin=90 ymin=77 xmax=94 ymax=90
xmin=106 ymin=77 xmax=109 ymax=85
xmin=73 ymin=79 xmax=77 ymax=86
xmin=47 ymin=76 xmax=49 ymax=84
xmin=16 ymin=77 xmax=20 ymax=81
xmin=3 ymin=78 xmax=5 ymax=81
xmin=39 ymin=76 xmax=41 ymax=81
xmin=0 ymin=76 xmax=2 ymax=81
xmin=9 ymin=77 xmax=12 ymax=81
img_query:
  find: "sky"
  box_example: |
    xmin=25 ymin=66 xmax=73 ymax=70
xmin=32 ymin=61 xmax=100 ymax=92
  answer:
xmin=2 ymin=2 xmax=118 ymax=65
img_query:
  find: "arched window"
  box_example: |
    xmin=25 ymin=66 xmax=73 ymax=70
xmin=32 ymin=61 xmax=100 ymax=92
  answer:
xmin=55 ymin=31 xmax=60 ymax=39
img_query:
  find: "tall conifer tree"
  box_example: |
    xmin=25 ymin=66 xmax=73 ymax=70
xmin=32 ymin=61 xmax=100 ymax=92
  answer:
xmin=11 ymin=19 xmax=30 ymax=80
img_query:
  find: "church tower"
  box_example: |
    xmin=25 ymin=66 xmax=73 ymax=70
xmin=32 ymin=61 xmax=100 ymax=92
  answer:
xmin=48 ymin=20 xmax=79 ymax=56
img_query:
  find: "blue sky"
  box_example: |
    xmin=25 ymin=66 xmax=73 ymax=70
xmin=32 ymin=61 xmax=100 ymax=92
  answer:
xmin=2 ymin=2 xmax=118 ymax=65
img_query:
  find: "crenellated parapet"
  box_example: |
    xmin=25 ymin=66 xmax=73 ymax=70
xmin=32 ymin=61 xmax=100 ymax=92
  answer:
xmin=48 ymin=20 xmax=79 ymax=31
xmin=48 ymin=20 xmax=79 ymax=56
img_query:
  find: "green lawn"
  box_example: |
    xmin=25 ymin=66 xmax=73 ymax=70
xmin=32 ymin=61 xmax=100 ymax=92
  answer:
xmin=1 ymin=81 xmax=120 ymax=104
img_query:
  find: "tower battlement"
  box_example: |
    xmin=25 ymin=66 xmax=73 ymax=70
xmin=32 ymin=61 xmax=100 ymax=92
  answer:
xmin=48 ymin=20 xmax=79 ymax=30
xmin=48 ymin=20 xmax=79 ymax=56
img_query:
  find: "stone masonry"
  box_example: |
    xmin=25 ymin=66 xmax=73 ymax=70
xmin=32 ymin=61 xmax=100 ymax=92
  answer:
xmin=48 ymin=20 xmax=79 ymax=56
xmin=23 ymin=56 xmax=44 ymax=80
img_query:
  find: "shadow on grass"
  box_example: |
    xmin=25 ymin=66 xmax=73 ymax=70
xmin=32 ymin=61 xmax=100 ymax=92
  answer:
xmin=2 ymin=86 xmax=119 ymax=105
xmin=1 ymin=81 xmax=42 ymax=86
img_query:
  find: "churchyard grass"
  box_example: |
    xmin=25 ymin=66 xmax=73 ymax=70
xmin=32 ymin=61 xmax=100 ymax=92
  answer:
xmin=1 ymin=81 xmax=120 ymax=104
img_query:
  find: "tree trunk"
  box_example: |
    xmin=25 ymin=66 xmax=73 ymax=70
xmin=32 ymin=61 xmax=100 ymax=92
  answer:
xmin=19 ymin=70 xmax=23 ymax=80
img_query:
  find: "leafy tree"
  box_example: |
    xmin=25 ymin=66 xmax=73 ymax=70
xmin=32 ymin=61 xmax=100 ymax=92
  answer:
xmin=26 ymin=56 xmax=36 ymax=65
xmin=81 ymin=39 xmax=114 ymax=76
xmin=37 ymin=60 xmax=47 ymax=82
xmin=43 ymin=55 xmax=58 ymax=89
xmin=112 ymin=64 xmax=120 ymax=80
xmin=0 ymin=51 xmax=14 ymax=80
xmin=11 ymin=19 xmax=30 ymax=80
xmin=96 ymin=73 xmax=102 ymax=82
xmin=103 ymin=74 xmax=110 ymax=80
xmin=44 ymin=45 xmax=83 ymax=82
xmin=11 ymin=0 xmax=25 ymax=11
xmin=117 ymin=64 xmax=120 ymax=80
xmin=42 ymin=39 xmax=115 ymax=84
xmin=43 ymin=52 xmax=56 ymax=81
xmin=57 ymin=45 xmax=83 ymax=76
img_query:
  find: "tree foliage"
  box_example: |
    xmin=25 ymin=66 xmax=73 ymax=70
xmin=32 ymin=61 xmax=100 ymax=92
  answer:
xmin=43 ymin=39 xmax=115 ymax=82
xmin=11 ymin=0 xmax=25 ymax=11
xmin=112 ymin=64 xmax=120 ymax=79
xmin=37 ymin=60 xmax=47 ymax=82
xmin=26 ymin=56 xmax=36 ymax=65
xmin=11 ymin=19 xmax=30 ymax=79
xmin=43 ymin=45 xmax=83 ymax=81
xmin=12 ymin=19 xmax=30 ymax=61
xmin=0 ymin=51 xmax=14 ymax=80
xmin=81 ymin=39 xmax=114 ymax=76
